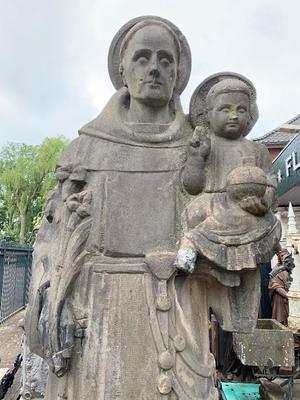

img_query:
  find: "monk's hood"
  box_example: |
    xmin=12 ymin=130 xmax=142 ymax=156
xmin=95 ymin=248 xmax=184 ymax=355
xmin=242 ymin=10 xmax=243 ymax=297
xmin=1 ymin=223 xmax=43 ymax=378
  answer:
xmin=78 ymin=87 xmax=192 ymax=148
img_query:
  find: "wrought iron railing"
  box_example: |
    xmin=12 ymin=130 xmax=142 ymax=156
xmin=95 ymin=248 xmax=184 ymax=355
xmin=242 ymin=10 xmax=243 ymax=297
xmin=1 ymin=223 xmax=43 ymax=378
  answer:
xmin=0 ymin=242 xmax=32 ymax=323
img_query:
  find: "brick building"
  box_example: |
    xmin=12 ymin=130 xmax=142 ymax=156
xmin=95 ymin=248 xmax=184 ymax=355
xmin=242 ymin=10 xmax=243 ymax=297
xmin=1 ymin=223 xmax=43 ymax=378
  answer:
xmin=254 ymin=114 xmax=300 ymax=161
xmin=255 ymin=115 xmax=300 ymax=247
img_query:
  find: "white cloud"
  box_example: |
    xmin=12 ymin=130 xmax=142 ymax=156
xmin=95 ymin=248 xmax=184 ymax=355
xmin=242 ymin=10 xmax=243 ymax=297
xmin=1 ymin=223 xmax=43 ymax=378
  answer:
xmin=0 ymin=92 xmax=19 ymax=117
xmin=0 ymin=0 xmax=299 ymax=147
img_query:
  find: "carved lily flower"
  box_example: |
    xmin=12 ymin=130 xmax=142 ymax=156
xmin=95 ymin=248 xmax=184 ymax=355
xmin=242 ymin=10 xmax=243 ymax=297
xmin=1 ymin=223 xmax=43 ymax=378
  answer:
xmin=76 ymin=191 xmax=92 ymax=218
xmin=56 ymin=164 xmax=73 ymax=182
xmin=66 ymin=191 xmax=92 ymax=217
xmin=69 ymin=166 xmax=87 ymax=183
xmin=66 ymin=194 xmax=80 ymax=212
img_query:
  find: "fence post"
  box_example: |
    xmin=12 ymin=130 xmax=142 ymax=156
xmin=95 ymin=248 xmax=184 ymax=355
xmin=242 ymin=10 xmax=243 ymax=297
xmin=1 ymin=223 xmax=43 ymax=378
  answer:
xmin=0 ymin=243 xmax=5 ymax=319
xmin=23 ymin=246 xmax=32 ymax=306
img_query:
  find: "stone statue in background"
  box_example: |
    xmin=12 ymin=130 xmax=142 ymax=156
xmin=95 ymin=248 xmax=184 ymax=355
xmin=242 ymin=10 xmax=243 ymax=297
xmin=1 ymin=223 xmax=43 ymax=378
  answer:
xmin=25 ymin=20 xmax=280 ymax=400
xmin=269 ymin=249 xmax=294 ymax=326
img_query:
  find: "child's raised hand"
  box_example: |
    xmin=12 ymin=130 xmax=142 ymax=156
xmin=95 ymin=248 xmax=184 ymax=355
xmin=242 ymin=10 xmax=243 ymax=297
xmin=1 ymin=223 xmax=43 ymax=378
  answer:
xmin=189 ymin=126 xmax=210 ymax=159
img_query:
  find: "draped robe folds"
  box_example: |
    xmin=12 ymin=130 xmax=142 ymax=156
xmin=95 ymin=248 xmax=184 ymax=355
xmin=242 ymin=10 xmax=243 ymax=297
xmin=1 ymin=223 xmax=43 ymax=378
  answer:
xmin=183 ymin=135 xmax=281 ymax=272
xmin=26 ymin=89 xmax=265 ymax=400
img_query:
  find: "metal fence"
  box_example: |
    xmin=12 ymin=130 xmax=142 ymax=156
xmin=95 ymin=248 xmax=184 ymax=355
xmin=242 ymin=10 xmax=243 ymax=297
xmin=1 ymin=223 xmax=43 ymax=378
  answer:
xmin=0 ymin=242 xmax=33 ymax=323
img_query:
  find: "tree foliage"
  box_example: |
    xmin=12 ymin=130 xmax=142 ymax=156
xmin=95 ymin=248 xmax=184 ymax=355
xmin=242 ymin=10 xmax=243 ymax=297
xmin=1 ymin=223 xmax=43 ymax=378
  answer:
xmin=0 ymin=137 xmax=68 ymax=244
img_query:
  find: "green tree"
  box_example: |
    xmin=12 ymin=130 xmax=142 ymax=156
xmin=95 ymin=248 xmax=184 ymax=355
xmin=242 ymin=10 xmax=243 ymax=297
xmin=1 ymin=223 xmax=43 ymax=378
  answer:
xmin=0 ymin=137 xmax=68 ymax=244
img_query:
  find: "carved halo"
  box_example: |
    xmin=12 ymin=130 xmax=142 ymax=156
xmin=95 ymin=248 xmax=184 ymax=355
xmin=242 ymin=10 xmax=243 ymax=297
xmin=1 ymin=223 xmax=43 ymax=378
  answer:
xmin=189 ymin=72 xmax=259 ymax=136
xmin=108 ymin=16 xmax=191 ymax=95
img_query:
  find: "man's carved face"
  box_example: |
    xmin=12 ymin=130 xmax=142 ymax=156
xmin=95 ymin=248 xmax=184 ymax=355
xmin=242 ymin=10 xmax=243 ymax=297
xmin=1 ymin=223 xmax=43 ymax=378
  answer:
xmin=121 ymin=25 xmax=178 ymax=107
xmin=208 ymin=92 xmax=250 ymax=139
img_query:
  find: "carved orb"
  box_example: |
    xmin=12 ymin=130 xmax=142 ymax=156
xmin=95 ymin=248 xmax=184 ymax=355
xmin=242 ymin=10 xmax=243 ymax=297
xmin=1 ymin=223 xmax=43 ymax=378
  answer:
xmin=226 ymin=166 xmax=267 ymax=202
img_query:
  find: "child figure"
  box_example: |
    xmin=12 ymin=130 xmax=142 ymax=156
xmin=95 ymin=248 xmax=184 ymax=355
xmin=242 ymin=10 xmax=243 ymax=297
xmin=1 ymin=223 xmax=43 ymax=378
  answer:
xmin=177 ymin=72 xmax=281 ymax=273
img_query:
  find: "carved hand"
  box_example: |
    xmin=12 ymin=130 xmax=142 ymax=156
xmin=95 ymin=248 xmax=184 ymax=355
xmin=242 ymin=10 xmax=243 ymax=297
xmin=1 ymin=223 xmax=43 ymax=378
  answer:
xmin=182 ymin=126 xmax=209 ymax=195
xmin=189 ymin=126 xmax=210 ymax=159
xmin=176 ymin=238 xmax=197 ymax=273
xmin=238 ymin=195 xmax=268 ymax=216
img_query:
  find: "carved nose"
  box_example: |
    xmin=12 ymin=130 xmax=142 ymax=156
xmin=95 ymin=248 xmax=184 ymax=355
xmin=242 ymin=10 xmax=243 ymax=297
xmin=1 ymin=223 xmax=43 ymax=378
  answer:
xmin=229 ymin=112 xmax=238 ymax=120
xmin=149 ymin=58 xmax=160 ymax=77
xmin=149 ymin=67 xmax=160 ymax=78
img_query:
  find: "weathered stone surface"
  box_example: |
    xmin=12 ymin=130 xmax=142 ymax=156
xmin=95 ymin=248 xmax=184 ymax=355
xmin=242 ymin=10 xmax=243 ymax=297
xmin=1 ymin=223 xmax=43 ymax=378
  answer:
xmin=24 ymin=20 xmax=280 ymax=400
xmin=233 ymin=319 xmax=294 ymax=367
xmin=21 ymin=337 xmax=48 ymax=399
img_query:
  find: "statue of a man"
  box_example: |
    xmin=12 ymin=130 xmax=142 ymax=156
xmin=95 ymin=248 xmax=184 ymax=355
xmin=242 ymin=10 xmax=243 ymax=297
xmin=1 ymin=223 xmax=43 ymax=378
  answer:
xmin=26 ymin=16 xmax=205 ymax=400
xmin=25 ymin=18 xmax=279 ymax=400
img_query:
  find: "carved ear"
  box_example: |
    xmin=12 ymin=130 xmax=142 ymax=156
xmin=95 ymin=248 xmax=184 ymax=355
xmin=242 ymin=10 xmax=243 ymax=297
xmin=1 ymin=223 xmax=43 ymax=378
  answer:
xmin=119 ymin=63 xmax=127 ymax=86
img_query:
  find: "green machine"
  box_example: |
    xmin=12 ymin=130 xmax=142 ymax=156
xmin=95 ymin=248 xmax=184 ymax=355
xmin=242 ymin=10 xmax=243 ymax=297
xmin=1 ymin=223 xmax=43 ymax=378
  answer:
xmin=220 ymin=383 xmax=261 ymax=400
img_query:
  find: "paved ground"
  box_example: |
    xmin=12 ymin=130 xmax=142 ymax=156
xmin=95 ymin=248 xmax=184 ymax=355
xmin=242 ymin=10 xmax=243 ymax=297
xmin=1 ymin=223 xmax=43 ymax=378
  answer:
xmin=0 ymin=311 xmax=24 ymax=368
xmin=0 ymin=310 xmax=24 ymax=399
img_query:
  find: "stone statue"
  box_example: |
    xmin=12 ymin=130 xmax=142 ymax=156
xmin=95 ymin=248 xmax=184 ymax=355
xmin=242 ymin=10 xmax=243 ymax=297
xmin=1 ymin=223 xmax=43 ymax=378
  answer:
xmin=177 ymin=72 xmax=281 ymax=274
xmin=24 ymin=19 xmax=280 ymax=400
xmin=269 ymin=249 xmax=294 ymax=326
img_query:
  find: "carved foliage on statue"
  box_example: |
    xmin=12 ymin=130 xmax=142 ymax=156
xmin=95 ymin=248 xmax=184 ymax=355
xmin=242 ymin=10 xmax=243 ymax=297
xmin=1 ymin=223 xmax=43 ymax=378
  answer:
xmin=37 ymin=163 xmax=92 ymax=377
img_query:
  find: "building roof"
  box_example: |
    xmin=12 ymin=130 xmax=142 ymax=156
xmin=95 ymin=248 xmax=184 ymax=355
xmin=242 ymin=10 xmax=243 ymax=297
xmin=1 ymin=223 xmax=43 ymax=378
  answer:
xmin=254 ymin=114 xmax=300 ymax=146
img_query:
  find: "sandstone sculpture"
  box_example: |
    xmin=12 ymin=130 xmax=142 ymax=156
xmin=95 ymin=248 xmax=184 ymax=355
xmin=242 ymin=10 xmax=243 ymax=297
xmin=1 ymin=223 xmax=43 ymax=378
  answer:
xmin=25 ymin=19 xmax=280 ymax=400
xmin=178 ymin=72 xmax=281 ymax=273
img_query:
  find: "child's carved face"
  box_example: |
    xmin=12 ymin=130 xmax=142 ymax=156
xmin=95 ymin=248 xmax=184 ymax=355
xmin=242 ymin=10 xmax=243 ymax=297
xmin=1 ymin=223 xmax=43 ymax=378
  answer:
xmin=208 ymin=92 xmax=250 ymax=139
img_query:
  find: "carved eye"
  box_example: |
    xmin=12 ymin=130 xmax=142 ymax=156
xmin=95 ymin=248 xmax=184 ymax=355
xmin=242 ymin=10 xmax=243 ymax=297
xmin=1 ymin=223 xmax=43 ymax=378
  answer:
xmin=237 ymin=107 xmax=247 ymax=114
xmin=160 ymin=58 xmax=170 ymax=67
xmin=137 ymin=56 xmax=149 ymax=65
xmin=219 ymin=107 xmax=230 ymax=113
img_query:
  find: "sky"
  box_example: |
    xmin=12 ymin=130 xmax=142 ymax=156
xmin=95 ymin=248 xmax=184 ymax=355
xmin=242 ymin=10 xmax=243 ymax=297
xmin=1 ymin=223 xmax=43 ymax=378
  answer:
xmin=0 ymin=0 xmax=300 ymax=148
